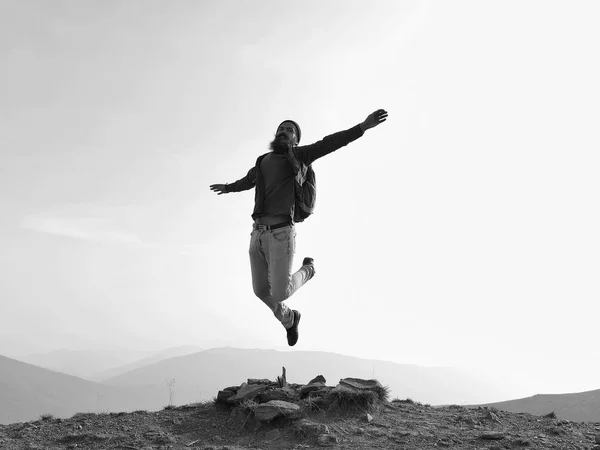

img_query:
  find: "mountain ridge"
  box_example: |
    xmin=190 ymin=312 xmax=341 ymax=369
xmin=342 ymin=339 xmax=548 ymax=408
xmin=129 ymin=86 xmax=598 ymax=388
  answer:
xmin=475 ymin=388 xmax=600 ymax=423
xmin=0 ymin=354 xmax=164 ymax=424
xmin=101 ymin=346 xmax=512 ymax=405
xmin=4 ymin=347 xmax=600 ymax=426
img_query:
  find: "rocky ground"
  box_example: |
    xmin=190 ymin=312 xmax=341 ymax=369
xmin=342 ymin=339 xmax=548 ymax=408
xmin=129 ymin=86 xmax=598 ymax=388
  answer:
xmin=2 ymin=376 xmax=600 ymax=450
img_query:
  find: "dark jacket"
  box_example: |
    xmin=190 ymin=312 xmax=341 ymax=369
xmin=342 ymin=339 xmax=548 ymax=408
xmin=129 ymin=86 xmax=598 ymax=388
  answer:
xmin=225 ymin=124 xmax=364 ymax=219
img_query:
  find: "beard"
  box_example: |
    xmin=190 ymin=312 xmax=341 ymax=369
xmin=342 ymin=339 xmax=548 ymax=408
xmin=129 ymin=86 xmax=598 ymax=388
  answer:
xmin=269 ymin=134 xmax=290 ymax=154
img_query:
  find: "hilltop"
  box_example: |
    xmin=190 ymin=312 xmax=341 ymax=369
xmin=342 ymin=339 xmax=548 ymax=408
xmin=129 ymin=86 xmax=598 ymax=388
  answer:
xmin=1 ymin=347 xmax=513 ymax=424
xmin=478 ymin=389 xmax=600 ymax=423
xmin=1 ymin=375 xmax=600 ymax=450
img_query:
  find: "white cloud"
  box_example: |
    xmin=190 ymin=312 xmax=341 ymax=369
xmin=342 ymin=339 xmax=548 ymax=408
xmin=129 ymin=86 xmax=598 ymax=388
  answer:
xmin=22 ymin=213 xmax=145 ymax=246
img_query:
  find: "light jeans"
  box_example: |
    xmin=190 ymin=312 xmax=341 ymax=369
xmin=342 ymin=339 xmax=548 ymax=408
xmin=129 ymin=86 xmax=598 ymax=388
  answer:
xmin=249 ymin=224 xmax=312 ymax=329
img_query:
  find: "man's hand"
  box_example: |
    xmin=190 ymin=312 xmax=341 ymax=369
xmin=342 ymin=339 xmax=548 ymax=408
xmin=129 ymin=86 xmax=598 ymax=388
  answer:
xmin=360 ymin=109 xmax=388 ymax=132
xmin=210 ymin=184 xmax=228 ymax=195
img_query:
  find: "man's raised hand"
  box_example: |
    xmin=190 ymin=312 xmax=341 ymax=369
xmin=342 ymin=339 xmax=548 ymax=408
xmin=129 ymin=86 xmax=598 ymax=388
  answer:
xmin=210 ymin=184 xmax=228 ymax=195
xmin=361 ymin=109 xmax=388 ymax=131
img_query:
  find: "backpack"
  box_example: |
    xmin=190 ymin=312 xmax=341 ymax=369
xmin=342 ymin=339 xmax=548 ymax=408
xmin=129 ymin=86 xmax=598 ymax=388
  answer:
xmin=286 ymin=146 xmax=316 ymax=222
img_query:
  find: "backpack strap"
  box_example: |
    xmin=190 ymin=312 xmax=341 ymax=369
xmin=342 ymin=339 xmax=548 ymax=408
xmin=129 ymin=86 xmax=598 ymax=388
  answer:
xmin=287 ymin=145 xmax=308 ymax=185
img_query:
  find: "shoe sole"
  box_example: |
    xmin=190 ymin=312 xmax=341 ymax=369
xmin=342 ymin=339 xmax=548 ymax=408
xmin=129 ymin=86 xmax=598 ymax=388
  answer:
xmin=287 ymin=311 xmax=301 ymax=346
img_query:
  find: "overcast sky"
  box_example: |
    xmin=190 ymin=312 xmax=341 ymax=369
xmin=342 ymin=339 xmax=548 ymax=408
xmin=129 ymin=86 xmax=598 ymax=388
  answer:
xmin=1 ymin=0 xmax=599 ymax=399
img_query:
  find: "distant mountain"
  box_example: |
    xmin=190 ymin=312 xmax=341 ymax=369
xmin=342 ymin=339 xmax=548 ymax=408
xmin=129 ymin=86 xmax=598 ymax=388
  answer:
xmin=0 ymin=354 xmax=165 ymax=425
xmin=475 ymin=388 xmax=600 ymax=422
xmin=102 ymin=347 xmax=509 ymax=406
xmin=15 ymin=348 xmax=154 ymax=380
xmin=95 ymin=345 xmax=203 ymax=381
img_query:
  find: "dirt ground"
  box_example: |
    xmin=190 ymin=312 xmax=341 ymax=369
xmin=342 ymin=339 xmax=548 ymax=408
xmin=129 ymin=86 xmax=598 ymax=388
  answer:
xmin=1 ymin=399 xmax=600 ymax=449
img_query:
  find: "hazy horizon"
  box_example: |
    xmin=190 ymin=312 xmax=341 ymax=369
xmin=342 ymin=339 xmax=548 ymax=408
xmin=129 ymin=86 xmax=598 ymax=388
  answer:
xmin=2 ymin=0 xmax=599 ymax=403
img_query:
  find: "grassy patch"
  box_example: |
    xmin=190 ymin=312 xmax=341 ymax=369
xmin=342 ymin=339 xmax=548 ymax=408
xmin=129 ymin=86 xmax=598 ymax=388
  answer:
xmin=378 ymin=385 xmax=391 ymax=402
xmin=322 ymin=388 xmax=380 ymax=414
xmin=239 ymin=398 xmax=259 ymax=413
xmin=391 ymin=397 xmax=430 ymax=407
xmin=300 ymin=395 xmax=327 ymax=413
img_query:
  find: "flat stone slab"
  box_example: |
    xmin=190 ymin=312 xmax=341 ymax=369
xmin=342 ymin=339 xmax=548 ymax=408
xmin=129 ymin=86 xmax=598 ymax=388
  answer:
xmin=247 ymin=378 xmax=272 ymax=385
xmin=216 ymin=390 xmax=235 ymax=404
xmin=294 ymin=419 xmax=330 ymax=436
xmin=480 ymin=432 xmax=506 ymax=440
xmin=318 ymin=434 xmax=340 ymax=445
xmin=300 ymin=382 xmax=326 ymax=396
xmin=308 ymin=375 xmax=326 ymax=384
xmin=228 ymin=383 xmax=267 ymax=404
xmin=259 ymin=387 xmax=298 ymax=403
xmin=339 ymin=378 xmax=384 ymax=391
xmin=254 ymin=400 xmax=300 ymax=422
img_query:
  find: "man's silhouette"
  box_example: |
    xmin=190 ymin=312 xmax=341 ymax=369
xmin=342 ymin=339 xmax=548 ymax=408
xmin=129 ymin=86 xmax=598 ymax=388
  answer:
xmin=210 ymin=109 xmax=388 ymax=346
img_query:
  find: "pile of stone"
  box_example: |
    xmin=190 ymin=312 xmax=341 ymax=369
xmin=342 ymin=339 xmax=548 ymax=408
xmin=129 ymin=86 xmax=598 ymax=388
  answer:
xmin=215 ymin=370 xmax=387 ymax=424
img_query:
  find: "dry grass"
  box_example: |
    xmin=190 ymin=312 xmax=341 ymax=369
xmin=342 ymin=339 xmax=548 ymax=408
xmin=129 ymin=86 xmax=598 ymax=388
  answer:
xmin=239 ymin=399 xmax=259 ymax=413
xmin=322 ymin=389 xmax=380 ymax=414
xmin=300 ymin=395 xmax=327 ymax=413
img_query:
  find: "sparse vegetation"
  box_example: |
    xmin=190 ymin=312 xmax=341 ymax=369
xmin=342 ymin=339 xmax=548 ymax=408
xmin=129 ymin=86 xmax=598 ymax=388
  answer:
xmin=300 ymin=395 xmax=326 ymax=413
xmin=166 ymin=378 xmax=176 ymax=406
xmin=374 ymin=384 xmax=391 ymax=402
xmin=276 ymin=366 xmax=287 ymax=388
xmin=322 ymin=388 xmax=380 ymax=414
xmin=391 ymin=397 xmax=431 ymax=407
xmin=1 ymin=386 xmax=599 ymax=450
xmin=239 ymin=398 xmax=259 ymax=413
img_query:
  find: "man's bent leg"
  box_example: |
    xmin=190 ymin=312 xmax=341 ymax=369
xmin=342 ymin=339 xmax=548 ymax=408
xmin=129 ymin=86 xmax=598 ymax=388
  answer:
xmin=291 ymin=262 xmax=314 ymax=292
xmin=268 ymin=226 xmax=313 ymax=305
xmin=249 ymin=228 xmax=293 ymax=328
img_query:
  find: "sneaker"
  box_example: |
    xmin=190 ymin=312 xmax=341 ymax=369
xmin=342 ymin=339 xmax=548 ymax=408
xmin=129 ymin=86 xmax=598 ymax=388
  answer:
xmin=302 ymin=257 xmax=316 ymax=280
xmin=286 ymin=310 xmax=301 ymax=346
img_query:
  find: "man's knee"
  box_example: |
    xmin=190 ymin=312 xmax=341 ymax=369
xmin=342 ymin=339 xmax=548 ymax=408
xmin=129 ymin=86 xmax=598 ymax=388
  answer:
xmin=270 ymin=286 xmax=292 ymax=303
xmin=252 ymin=280 xmax=268 ymax=298
xmin=255 ymin=293 xmax=282 ymax=318
xmin=254 ymin=282 xmax=291 ymax=305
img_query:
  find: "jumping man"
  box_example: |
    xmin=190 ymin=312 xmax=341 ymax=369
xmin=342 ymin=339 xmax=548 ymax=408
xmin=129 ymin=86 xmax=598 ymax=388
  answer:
xmin=210 ymin=109 xmax=388 ymax=346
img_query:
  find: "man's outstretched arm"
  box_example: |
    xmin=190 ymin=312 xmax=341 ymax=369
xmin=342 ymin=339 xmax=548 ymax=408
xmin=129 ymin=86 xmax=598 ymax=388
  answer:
xmin=295 ymin=109 xmax=388 ymax=165
xmin=210 ymin=167 xmax=257 ymax=195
